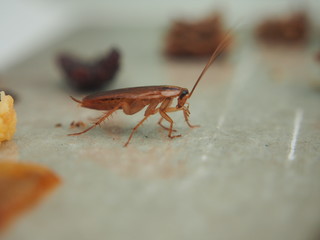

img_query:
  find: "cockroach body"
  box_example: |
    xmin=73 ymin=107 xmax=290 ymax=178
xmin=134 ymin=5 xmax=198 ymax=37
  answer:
xmin=69 ymin=34 xmax=230 ymax=146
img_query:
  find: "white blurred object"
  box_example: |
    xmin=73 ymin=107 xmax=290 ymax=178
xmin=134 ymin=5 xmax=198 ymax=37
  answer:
xmin=0 ymin=0 xmax=76 ymax=71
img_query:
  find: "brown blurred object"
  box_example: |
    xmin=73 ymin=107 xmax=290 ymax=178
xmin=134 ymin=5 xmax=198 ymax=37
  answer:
xmin=165 ymin=14 xmax=231 ymax=57
xmin=316 ymin=52 xmax=320 ymax=62
xmin=70 ymin=121 xmax=86 ymax=128
xmin=57 ymin=48 xmax=120 ymax=92
xmin=0 ymin=162 xmax=60 ymax=231
xmin=255 ymin=12 xmax=309 ymax=45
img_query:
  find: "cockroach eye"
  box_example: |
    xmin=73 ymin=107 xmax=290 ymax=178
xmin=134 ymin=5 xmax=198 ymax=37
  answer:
xmin=179 ymin=90 xmax=188 ymax=99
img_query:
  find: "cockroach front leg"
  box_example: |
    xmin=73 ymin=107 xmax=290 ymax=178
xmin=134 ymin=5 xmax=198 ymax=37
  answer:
xmin=182 ymin=105 xmax=200 ymax=128
xmin=164 ymin=106 xmax=199 ymax=129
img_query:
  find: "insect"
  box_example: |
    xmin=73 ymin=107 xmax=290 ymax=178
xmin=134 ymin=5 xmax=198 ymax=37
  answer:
xmin=68 ymin=34 xmax=230 ymax=147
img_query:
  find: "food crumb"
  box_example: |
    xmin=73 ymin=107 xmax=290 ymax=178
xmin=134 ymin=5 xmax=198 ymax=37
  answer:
xmin=165 ymin=14 xmax=231 ymax=57
xmin=0 ymin=161 xmax=60 ymax=231
xmin=0 ymin=91 xmax=17 ymax=143
xmin=0 ymin=89 xmax=18 ymax=102
xmin=315 ymin=52 xmax=320 ymax=62
xmin=70 ymin=121 xmax=86 ymax=128
xmin=57 ymin=48 xmax=121 ymax=92
xmin=255 ymin=12 xmax=309 ymax=45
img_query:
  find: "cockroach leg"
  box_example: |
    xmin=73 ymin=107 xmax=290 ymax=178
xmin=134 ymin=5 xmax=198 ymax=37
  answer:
xmin=163 ymin=106 xmax=199 ymax=129
xmin=158 ymin=118 xmax=177 ymax=132
xmin=68 ymin=105 xmax=121 ymax=136
xmin=159 ymin=110 xmax=181 ymax=139
xmin=124 ymin=100 xmax=162 ymax=146
xmin=124 ymin=115 xmax=151 ymax=147
xmin=158 ymin=98 xmax=180 ymax=138
xmin=68 ymin=123 xmax=96 ymax=136
xmin=183 ymin=107 xmax=200 ymax=128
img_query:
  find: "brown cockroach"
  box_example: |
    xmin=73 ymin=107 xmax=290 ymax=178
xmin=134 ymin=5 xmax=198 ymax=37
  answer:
xmin=68 ymin=35 xmax=230 ymax=146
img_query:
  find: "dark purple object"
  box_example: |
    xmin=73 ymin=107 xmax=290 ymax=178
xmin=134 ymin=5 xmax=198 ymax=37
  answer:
xmin=57 ymin=48 xmax=120 ymax=91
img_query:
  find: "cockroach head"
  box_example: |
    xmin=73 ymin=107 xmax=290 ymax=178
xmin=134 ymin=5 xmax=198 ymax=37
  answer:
xmin=177 ymin=88 xmax=189 ymax=108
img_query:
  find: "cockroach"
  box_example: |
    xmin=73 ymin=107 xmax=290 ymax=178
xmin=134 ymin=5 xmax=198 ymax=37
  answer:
xmin=68 ymin=35 xmax=230 ymax=146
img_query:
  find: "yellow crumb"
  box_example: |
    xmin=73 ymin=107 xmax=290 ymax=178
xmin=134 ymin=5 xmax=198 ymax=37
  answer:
xmin=0 ymin=91 xmax=17 ymax=142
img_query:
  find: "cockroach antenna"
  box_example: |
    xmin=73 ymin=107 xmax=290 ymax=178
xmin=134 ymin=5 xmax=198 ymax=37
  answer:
xmin=189 ymin=31 xmax=232 ymax=98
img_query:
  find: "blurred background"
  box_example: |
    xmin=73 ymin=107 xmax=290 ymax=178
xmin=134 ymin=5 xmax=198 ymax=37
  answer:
xmin=1 ymin=0 xmax=320 ymax=70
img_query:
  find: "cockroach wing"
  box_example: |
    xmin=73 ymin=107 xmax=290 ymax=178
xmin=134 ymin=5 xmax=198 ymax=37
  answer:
xmin=84 ymin=85 xmax=182 ymax=101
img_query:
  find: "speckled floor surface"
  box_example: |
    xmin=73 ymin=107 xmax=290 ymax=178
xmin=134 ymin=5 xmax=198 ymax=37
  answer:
xmin=1 ymin=28 xmax=320 ymax=240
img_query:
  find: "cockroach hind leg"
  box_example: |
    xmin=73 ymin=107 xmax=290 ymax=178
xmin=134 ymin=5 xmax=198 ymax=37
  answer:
xmin=67 ymin=125 xmax=95 ymax=136
xmin=68 ymin=132 xmax=81 ymax=136
xmin=68 ymin=109 xmax=118 ymax=137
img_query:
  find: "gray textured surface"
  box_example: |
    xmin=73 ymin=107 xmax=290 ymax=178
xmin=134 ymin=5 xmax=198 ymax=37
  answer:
xmin=1 ymin=28 xmax=320 ymax=240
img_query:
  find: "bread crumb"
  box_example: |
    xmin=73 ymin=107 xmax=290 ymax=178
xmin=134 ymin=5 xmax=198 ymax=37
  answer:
xmin=0 ymin=91 xmax=17 ymax=143
xmin=70 ymin=121 xmax=86 ymax=128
